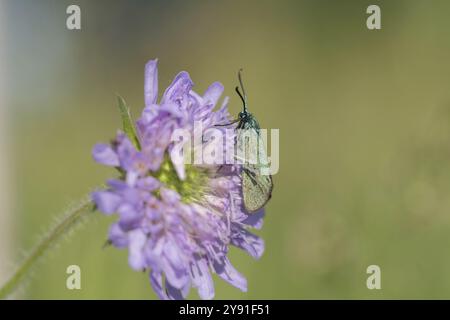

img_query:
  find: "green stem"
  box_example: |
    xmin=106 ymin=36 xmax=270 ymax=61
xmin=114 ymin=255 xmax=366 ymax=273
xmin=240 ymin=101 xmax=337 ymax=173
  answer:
xmin=0 ymin=197 xmax=96 ymax=299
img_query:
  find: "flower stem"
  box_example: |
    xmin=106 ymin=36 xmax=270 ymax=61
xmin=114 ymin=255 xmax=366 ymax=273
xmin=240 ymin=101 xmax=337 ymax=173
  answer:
xmin=0 ymin=197 xmax=96 ymax=299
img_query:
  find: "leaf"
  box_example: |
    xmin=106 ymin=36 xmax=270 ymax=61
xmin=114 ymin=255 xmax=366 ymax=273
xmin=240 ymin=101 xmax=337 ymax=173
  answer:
xmin=117 ymin=95 xmax=140 ymax=150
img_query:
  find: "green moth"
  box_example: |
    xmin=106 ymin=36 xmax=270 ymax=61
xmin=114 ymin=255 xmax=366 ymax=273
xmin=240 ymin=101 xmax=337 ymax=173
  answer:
xmin=233 ymin=69 xmax=273 ymax=213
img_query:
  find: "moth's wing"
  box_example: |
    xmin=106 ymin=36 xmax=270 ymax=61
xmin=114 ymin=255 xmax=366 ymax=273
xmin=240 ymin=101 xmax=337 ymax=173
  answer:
xmin=242 ymin=166 xmax=273 ymax=213
xmin=237 ymin=122 xmax=274 ymax=213
xmin=236 ymin=121 xmax=258 ymax=165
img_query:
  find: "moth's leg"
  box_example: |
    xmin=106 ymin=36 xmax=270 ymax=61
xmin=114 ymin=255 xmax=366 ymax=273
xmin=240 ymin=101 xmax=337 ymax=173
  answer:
xmin=215 ymin=119 xmax=240 ymax=127
xmin=243 ymin=167 xmax=259 ymax=186
xmin=234 ymin=155 xmax=258 ymax=167
xmin=243 ymin=166 xmax=261 ymax=178
xmin=234 ymin=154 xmax=246 ymax=164
xmin=216 ymin=164 xmax=226 ymax=175
xmin=211 ymin=164 xmax=237 ymax=178
xmin=234 ymin=154 xmax=266 ymax=168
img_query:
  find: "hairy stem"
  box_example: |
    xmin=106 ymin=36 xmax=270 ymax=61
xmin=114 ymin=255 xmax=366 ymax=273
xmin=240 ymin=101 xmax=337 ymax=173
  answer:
xmin=0 ymin=197 xmax=96 ymax=299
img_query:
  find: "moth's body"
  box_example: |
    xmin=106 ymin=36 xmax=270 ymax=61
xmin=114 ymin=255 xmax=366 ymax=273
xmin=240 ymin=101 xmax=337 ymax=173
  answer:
xmin=237 ymin=111 xmax=259 ymax=130
xmin=233 ymin=71 xmax=273 ymax=213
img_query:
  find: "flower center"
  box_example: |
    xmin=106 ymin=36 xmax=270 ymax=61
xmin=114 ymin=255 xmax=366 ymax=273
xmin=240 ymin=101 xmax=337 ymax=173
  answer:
xmin=154 ymin=154 xmax=208 ymax=203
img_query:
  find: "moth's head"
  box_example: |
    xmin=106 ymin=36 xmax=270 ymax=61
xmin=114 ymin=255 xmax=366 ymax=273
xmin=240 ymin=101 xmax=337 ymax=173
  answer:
xmin=239 ymin=111 xmax=251 ymax=120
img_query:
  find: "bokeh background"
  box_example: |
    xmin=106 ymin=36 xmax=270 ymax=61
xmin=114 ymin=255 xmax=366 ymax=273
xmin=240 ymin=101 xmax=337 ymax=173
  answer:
xmin=2 ymin=0 xmax=450 ymax=299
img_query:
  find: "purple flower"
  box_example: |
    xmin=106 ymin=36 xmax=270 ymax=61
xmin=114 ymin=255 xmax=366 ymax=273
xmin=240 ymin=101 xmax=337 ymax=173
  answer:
xmin=92 ymin=59 xmax=265 ymax=300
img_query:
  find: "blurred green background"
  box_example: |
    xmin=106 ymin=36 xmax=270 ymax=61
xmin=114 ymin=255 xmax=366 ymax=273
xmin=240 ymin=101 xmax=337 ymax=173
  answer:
xmin=3 ymin=0 xmax=450 ymax=299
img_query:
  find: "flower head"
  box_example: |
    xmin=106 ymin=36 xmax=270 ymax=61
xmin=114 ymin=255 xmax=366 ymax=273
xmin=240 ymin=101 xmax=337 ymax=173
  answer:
xmin=92 ymin=59 xmax=265 ymax=299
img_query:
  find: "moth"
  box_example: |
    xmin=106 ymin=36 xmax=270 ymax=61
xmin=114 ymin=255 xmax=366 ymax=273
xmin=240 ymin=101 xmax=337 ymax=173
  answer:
xmin=231 ymin=69 xmax=274 ymax=213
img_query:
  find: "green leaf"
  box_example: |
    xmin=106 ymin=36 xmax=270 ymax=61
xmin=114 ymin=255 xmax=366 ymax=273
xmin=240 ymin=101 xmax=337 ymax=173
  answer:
xmin=117 ymin=95 xmax=140 ymax=150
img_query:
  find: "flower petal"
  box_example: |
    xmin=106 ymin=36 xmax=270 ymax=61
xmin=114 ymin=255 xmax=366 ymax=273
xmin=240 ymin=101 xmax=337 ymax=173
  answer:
xmin=92 ymin=144 xmax=119 ymax=167
xmin=203 ymin=82 xmax=224 ymax=108
xmin=117 ymin=136 xmax=138 ymax=171
xmin=159 ymin=101 xmax=186 ymax=118
xmin=149 ymin=271 xmax=168 ymax=300
xmin=214 ymin=258 xmax=247 ymax=292
xmin=136 ymin=104 xmax=160 ymax=139
xmin=136 ymin=176 xmax=160 ymax=191
xmin=161 ymin=241 xmax=189 ymax=289
xmin=231 ymin=227 xmax=265 ymax=259
xmin=128 ymin=229 xmax=147 ymax=271
xmin=241 ymin=208 xmax=265 ymax=229
xmin=92 ymin=191 xmax=121 ymax=214
xmin=213 ymin=96 xmax=232 ymax=125
xmin=191 ymin=258 xmax=214 ymax=300
xmin=161 ymin=71 xmax=194 ymax=105
xmin=118 ymin=203 xmax=143 ymax=230
xmin=107 ymin=179 xmax=128 ymax=191
xmin=160 ymin=188 xmax=181 ymax=205
xmin=108 ymin=223 xmax=128 ymax=248
xmin=165 ymin=278 xmax=190 ymax=300
xmin=144 ymin=59 xmax=158 ymax=107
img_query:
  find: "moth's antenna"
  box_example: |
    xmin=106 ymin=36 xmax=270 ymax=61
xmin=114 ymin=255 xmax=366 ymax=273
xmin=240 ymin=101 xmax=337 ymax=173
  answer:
xmin=236 ymin=68 xmax=248 ymax=113
xmin=235 ymin=86 xmax=246 ymax=111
